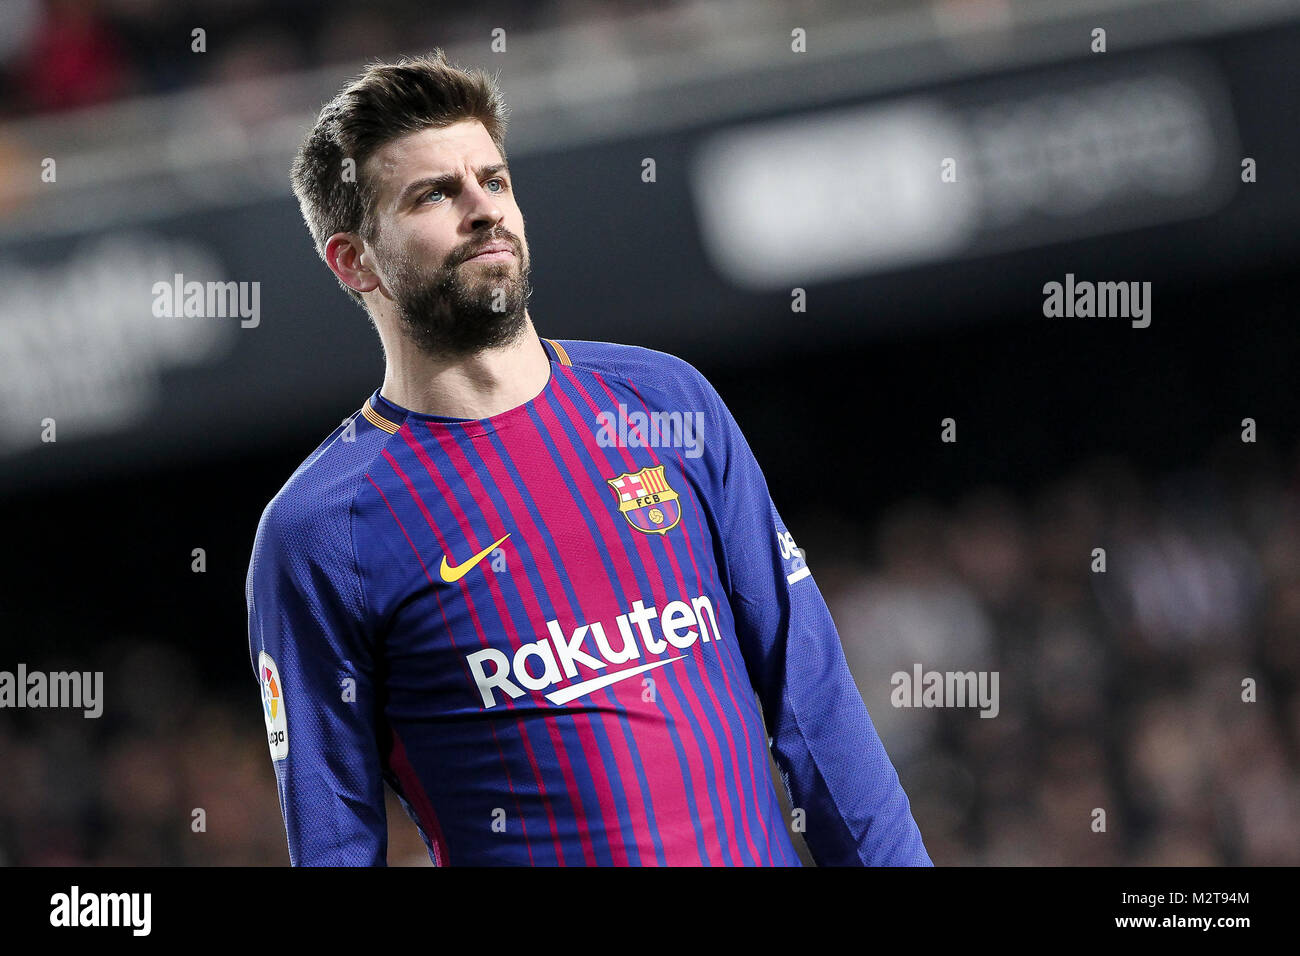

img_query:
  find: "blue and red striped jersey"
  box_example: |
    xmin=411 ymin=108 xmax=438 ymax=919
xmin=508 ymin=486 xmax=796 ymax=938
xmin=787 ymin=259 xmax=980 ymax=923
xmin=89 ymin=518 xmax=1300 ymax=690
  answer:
xmin=245 ymin=337 xmax=931 ymax=866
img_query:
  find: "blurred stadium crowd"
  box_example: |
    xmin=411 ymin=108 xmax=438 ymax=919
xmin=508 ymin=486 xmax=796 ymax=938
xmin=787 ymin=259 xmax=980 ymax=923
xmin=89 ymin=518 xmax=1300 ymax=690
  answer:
xmin=826 ymin=440 xmax=1300 ymax=867
xmin=0 ymin=0 xmax=543 ymax=118
xmin=0 ymin=0 xmax=846 ymax=119
xmin=3 ymin=439 xmax=1295 ymax=866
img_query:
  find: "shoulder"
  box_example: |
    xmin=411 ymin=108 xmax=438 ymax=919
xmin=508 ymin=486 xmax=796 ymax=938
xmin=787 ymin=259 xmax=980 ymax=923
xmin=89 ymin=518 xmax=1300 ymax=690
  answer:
xmin=548 ymin=338 xmax=719 ymax=403
xmin=249 ymin=404 xmax=395 ymax=573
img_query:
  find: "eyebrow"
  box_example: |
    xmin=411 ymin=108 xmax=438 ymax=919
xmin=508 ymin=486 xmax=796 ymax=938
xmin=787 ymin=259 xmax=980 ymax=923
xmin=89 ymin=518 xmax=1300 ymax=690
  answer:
xmin=397 ymin=163 xmax=510 ymax=206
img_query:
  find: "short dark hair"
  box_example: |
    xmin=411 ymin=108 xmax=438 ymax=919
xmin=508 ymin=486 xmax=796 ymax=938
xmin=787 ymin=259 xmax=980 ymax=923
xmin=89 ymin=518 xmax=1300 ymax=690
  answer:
xmin=290 ymin=49 xmax=511 ymax=306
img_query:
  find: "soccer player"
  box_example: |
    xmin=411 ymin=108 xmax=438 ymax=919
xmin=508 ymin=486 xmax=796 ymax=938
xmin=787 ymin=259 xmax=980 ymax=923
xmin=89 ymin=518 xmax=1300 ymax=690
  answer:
xmin=246 ymin=50 xmax=931 ymax=866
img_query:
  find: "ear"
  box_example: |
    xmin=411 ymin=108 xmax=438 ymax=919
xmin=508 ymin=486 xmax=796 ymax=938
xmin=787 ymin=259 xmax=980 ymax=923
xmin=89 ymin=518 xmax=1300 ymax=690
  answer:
xmin=325 ymin=232 xmax=381 ymax=295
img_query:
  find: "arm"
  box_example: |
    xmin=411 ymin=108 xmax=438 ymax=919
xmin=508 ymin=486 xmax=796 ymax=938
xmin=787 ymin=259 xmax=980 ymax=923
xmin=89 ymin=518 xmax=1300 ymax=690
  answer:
xmin=245 ymin=494 xmax=388 ymax=866
xmin=701 ymin=377 xmax=932 ymax=866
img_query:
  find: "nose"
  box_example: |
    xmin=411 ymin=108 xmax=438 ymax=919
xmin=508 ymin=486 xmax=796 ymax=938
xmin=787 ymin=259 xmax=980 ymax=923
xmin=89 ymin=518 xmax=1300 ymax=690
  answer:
xmin=464 ymin=179 xmax=505 ymax=231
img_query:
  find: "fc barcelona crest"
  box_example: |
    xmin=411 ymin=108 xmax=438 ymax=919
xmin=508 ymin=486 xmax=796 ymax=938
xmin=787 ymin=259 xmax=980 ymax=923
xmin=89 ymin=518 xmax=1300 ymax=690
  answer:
xmin=606 ymin=465 xmax=681 ymax=535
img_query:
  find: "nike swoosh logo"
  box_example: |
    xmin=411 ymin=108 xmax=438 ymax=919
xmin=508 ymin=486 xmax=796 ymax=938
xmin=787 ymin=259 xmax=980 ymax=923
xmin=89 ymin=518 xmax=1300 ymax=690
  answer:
xmin=439 ymin=533 xmax=510 ymax=583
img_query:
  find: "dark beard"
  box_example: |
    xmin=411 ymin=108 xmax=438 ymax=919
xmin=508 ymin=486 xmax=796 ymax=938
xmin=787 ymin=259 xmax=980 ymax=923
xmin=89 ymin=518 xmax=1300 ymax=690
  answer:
xmin=388 ymin=239 xmax=532 ymax=357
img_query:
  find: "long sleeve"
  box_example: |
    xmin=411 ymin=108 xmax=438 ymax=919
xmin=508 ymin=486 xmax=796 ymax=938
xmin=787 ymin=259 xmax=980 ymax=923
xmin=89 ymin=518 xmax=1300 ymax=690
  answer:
xmin=700 ymin=376 xmax=932 ymax=866
xmin=245 ymin=492 xmax=388 ymax=866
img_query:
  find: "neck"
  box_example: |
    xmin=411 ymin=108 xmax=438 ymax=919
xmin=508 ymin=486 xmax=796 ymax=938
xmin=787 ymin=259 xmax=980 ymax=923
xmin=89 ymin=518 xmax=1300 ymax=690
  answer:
xmin=379 ymin=313 xmax=551 ymax=419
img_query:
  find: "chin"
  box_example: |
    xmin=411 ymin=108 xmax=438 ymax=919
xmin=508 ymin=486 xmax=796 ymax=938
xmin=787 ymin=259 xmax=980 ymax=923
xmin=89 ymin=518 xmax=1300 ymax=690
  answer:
xmin=466 ymin=261 xmax=516 ymax=277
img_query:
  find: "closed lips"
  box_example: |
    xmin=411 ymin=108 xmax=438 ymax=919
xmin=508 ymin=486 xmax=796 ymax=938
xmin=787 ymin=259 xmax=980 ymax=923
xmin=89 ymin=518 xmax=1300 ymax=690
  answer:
xmin=466 ymin=242 xmax=512 ymax=259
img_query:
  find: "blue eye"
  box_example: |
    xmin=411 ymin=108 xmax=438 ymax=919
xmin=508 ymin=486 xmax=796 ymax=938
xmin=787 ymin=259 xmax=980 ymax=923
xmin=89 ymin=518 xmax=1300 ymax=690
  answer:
xmin=486 ymin=178 xmax=505 ymax=192
xmin=422 ymin=189 xmax=444 ymax=204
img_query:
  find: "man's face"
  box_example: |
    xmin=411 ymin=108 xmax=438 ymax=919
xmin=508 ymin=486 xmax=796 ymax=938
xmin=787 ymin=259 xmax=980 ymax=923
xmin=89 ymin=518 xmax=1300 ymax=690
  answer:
xmin=364 ymin=120 xmax=531 ymax=357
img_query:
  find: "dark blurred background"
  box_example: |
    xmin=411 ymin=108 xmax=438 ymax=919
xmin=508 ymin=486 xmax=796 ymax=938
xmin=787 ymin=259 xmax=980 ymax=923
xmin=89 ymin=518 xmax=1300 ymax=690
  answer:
xmin=1 ymin=0 xmax=1298 ymax=865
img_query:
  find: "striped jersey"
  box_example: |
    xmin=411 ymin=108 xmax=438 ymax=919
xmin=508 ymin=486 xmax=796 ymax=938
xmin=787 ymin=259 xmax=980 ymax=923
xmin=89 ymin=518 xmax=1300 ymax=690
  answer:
xmin=245 ymin=336 xmax=931 ymax=866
